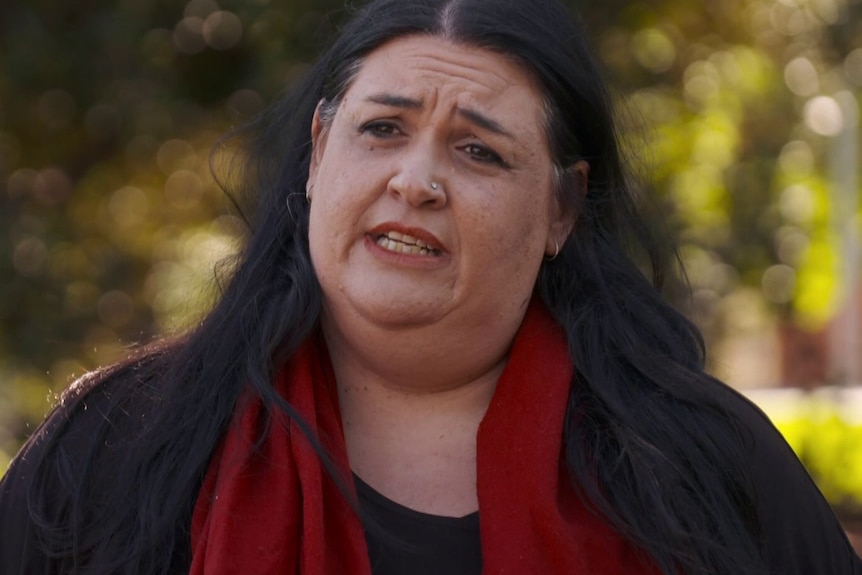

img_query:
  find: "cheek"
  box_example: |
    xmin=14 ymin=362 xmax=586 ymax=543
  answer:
xmin=507 ymin=180 xmax=552 ymax=238
xmin=307 ymin=208 xmax=330 ymax=276
xmin=308 ymin=177 xmax=352 ymax=268
xmin=309 ymin=196 xmax=355 ymax=264
xmin=311 ymin=155 xmax=369 ymax=236
xmin=473 ymin=185 xmax=549 ymax=269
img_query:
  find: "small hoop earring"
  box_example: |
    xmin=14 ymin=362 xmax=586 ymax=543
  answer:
xmin=546 ymin=241 xmax=560 ymax=261
xmin=305 ymin=183 xmax=313 ymax=203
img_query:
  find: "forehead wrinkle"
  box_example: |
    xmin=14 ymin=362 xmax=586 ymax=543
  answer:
xmin=395 ymin=53 xmax=542 ymax=137
xmin=344 ymin=36 xmax=550 ymax=154
xmin=368 ymin=38 xmax=515 ymax=94
xmin=406 ymin=53 xmax=513 ymax=93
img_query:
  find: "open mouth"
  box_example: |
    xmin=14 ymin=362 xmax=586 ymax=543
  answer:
xmin=374 ymin=231 xmax=442 ymax=256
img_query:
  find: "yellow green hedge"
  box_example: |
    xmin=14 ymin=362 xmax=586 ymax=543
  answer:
xmin=748 ymin=387 xmax=862 ymax=512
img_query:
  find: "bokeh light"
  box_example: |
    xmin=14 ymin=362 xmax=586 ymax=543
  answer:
xmin=804 ymin=95 xmax=844 ymax=136
xmin=784 ymin=57 xmax=819 ymax=96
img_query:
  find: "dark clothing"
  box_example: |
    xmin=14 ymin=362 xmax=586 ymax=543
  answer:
xmin=0 ymin=376 xmax=194 ymax=575
xmin=355 ymin=473 xmax=482 ymax=575
xmin=1 ymin=377 xmax=861 ymax=574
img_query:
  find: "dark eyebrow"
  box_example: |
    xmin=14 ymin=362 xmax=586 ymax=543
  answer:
xmin=364 ymin=93 xmax=423 ymax=109
xmin=457 ymin=108 xmax=515 ymax=140
xmin=364 ymin=92 xmax=515 ymax=140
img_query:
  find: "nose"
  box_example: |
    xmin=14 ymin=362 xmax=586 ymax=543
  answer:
xmin=386 ymin=144 xmax=447 ymax=209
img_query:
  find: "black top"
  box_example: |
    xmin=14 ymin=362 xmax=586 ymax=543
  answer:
xmin=354 ymin=473 xmax=482 ymax=575
xmin=1 ymin=377 xmax=861 ymax=574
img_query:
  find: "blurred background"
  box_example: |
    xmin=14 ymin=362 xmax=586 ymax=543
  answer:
xmin=1 ymin=0 xmax=861 ymax=548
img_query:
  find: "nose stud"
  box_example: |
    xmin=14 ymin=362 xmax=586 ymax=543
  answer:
xmin=430 ymin=181 xmax=439 ymax=191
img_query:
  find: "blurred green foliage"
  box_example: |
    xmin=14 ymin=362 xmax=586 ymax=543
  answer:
xmin=1 ymin=0 xmax=861 ymax=508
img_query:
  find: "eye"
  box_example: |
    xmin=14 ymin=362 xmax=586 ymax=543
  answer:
xmin=359 ymin=120 xmax=401 ymax=138
xmin=460 ymin=143 xmax=506 ymax=166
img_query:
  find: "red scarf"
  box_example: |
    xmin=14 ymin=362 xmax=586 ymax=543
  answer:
xmin=190 ymin=301 xmax=657 ymax=574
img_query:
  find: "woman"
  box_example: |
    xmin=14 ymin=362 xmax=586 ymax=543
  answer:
xmin=1 ymin=0 xmax=860 ymax=573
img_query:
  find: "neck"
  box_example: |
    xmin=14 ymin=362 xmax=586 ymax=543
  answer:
xmin=322 ymin=308 xmax=508 ymax=422
xmin=321 ymin=305 xmax=525 ymax=516
xmin=320 ymin=298 xmax=528 ymax=395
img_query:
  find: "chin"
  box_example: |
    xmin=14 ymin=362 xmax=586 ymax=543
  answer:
xmin=325 ymin=280 xmax=453 ymax=329
xmin=355 ymin=297 xmax=451 ymax=328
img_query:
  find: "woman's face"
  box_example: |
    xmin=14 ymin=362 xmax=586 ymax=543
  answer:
xmin=307 ymin=35 xmax=578 ymax=333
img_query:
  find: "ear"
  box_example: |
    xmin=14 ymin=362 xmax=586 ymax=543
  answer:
xmin=546 ymin=160 xmax=589 ymax=257
xmin=307 ymin=100 xmax=331 ymax=199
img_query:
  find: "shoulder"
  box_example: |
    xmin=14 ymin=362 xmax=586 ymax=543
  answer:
xmin=0 ymin=364 xmax=161 ymax=574
xmin=711 ymin=384 xmax=862 ymax=574
xmin=4 ymin=361 xmax=157 ymax=482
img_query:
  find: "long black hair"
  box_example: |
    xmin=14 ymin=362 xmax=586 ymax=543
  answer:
xmin=21 ymin=0 xmax=767 ymax=573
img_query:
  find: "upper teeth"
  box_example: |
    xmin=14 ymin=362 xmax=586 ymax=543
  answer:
xmin=376 ymin=231 xmax=438 ymax=255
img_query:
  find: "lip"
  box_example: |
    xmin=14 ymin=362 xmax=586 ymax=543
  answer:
xmin=364 ymin=222 xmax=450 ymax=268
xmin=367 ymin=222 xmax=446 ymax=253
